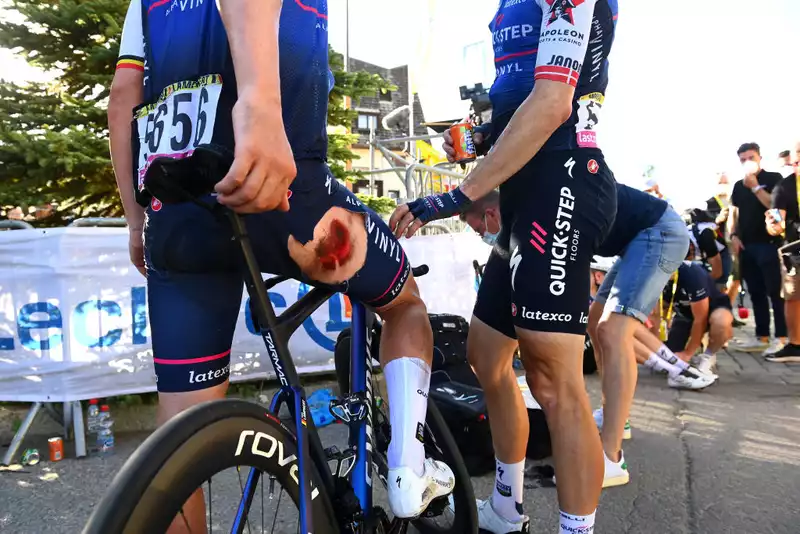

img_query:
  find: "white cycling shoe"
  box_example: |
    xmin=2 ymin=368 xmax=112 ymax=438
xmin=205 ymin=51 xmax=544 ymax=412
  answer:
xmin=476 ymin=499 xmax=531 ymax=533
xmin=387 ymin=458 xmax=455 ymax=519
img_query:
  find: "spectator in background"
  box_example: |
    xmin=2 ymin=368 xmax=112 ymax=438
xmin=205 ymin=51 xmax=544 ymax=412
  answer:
xmin=704 ymin=173 xmax=744 ymax=324
xmin=729 ymin=142 xmax=786 ymax=353
xmin=663 ymin=260 xmax=734 ymax=374
xmin=765 ymin=164 xmax=800 ymax=362
xmin=685 ymin=208 xmax=725 ymax=281
xmin=778 ymin=150 xmax=795 ymax=178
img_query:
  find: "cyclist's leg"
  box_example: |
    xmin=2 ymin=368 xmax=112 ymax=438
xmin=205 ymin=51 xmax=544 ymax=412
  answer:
xmin=145 ymin=202 xmax=245 ymax=534
xmin=469 ymin=252 xmax=528 ymax=529
xmin=508 ymin=151 xmax=615 ymax=525
xmin=708 ymin=301 xmax=734 ymax=352
xmin=278 ymin=163 xmax=452 ymax=518
xmin=592 ymin=208 xmax=687 ymax=464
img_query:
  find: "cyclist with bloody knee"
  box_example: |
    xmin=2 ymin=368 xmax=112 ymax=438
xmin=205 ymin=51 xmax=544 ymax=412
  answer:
xmin=107 ymin=0 xmax=453 ymax=530
xmin=391 ymin=1 xmax=619 ymax=532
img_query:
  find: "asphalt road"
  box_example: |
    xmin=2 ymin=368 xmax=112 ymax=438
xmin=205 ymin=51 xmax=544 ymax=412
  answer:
xmin=1 ymin=336 xmax=799 ymax=534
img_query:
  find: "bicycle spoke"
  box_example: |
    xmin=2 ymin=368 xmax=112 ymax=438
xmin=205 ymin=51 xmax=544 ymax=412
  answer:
xmin=234 ymin=466 xmax=254 ymax=534
xmin=260 ymin=473 xmax=264 ymax=534
xmin=269 ymin=487 xmax=283 ymax=534
xmin=208 ymin=478 xmax=212 ymax=534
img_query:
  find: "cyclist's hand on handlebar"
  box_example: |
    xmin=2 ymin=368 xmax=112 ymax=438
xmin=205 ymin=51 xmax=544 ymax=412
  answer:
xmin=390 ymin=188 xmax=471 ymax=239
xmin=442 ymin=128 xmax=484 ymax=164
xmin=215 ymin=94 xmax=296 ymax=213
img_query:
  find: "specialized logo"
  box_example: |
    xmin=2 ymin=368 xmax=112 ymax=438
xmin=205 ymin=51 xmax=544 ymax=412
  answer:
xmin=150 ymin=197 xmax=162 ymax=211
xmin=511 ymin=302 xmax=518 ymax=316
xmin=550 ymin=187 xmax=576 ymax=296
xmin=565 ymin=157 xmax=576 ymax=178
xmin=546 ymin=0 xmax=586 ymax=26
xmin=510 ymin=246 xmax=522 ymax=291
xmin=587 ymin=159 xmax=599 ymax=174
xmin=529 ymin=221 xmax=548 ymax=254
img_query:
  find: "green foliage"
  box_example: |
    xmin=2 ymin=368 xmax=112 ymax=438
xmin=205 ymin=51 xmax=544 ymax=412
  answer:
xmin=355 ymin=193 xmax=396 ymax=216
xmin=327 ymin=47 xmax=395 ymax=182
xmin=0 ymin=0 xmax=394 ymax=224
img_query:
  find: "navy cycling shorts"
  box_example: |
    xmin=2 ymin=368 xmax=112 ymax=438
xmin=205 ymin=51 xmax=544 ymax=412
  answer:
xmin=473 ymin=149 xmax=617 ymax=337
xmin=144 ymin=160 xmax=410 ymax=392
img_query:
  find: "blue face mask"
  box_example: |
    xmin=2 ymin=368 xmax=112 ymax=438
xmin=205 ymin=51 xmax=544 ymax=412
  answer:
xmin=482 ymin=213 xmax=499 ymax=246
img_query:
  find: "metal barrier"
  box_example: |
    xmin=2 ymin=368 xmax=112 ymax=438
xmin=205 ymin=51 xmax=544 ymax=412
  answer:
xmin=0 ymin=220 xmax=35 ymax=230
xmin=68 ymin=217 xmax=127 ymax=227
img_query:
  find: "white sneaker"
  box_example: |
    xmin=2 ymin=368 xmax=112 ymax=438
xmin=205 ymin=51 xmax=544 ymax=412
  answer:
xmin=762 ymin=339 xmax=786 ymax=356
xmin=554 ymin=451 xmax=630 ymax=488
xmin=735 ymin=337 xmax=769 ymax=352
xmin=476 ymin=499 xmax=530 ymax=533
xmin=694 ymin=353 xmax=717 ymax=376
xmin=593 ymin=407 xmax=632 ymax=440
xmin=387 ymin=458 xmax=455 ymax=519
xmin=668 ymin=368 xmax=716 ymax=390
xmin=603 ymin=451 xmax=630 ymax=488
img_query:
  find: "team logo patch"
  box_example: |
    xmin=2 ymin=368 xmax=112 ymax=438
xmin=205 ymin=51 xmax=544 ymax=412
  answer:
xmin=587 ymin=159 xmax=599 ymax=174
xmin=151 ymin=197 xmax=162 ymax=212
xmin=511 ymin=303 xmax=518 ymax=316
xmin=287 ymin=190 xmax=293 ymax=200
xmin=546 ymin=0 xmax=585 ymax=26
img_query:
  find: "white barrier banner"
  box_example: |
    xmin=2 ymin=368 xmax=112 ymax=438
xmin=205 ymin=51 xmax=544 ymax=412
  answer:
xmin=0 ymin=228 xmax=490 ymax=402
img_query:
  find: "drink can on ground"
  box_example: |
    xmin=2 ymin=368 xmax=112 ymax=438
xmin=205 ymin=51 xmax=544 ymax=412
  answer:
xmin=48 ymin=437 xmax=64 ymax=462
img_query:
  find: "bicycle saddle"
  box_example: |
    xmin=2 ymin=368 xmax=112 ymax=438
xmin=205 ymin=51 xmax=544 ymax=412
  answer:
xmin=143 ymin=143 xmax=234 ymax=204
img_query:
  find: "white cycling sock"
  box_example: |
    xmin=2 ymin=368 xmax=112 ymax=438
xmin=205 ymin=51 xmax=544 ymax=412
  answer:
xmin=491 ymin=458 xmax=525 ymax=523
xmin=656 ymin=344 xmax=689 ymax=370
xmin=644 ymin=353 xmax=683 ymax=378
xmin=385 ymin=357 xmax=430 ymax=477
xmin=559 ymin=510 xmax=596 ymax=534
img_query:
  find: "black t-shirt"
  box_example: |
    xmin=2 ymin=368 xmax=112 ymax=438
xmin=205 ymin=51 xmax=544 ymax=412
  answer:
xmin=772 ymin=175 xmax=800 ymax=243
xmin=730 ymin=170 xmax=783 ymax=245
xmin=597 ymin=183 xmax=668 ymax=257
xmin=690 ymin=225 xmax=721 ymax=260
xmin=704 ymin=195 xmax=730 ymax=240
xmin=662 ymin=262 xmax=724 ymax=319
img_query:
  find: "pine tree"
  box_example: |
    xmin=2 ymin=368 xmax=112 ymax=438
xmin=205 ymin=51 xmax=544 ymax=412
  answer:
xmin=0 ymin=0 xmax=393 ymax=225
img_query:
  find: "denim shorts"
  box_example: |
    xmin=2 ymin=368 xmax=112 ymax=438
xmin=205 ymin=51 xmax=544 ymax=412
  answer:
xmin=595 ymin=208 xmax=689 ymax=323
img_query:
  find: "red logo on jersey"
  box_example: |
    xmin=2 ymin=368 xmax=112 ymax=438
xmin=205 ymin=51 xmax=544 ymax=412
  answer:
xmin=587 ymin=160 xmax=599 ymax=174
xmin=511 ymin=303 xmax=518 ymax=317
xmin=546 ymin=0 xmax=585 ymax=26
xmin=151 ymin=197 xmax=162 ymax=212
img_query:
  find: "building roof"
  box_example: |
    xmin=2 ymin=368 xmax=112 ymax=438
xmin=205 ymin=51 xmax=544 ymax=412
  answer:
xmin=348 ymin=58 xmax=428 ymax=149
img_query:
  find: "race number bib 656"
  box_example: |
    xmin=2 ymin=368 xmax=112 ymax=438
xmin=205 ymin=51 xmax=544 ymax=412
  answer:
xmin=134 ymin=74 xmax=222 ymax=191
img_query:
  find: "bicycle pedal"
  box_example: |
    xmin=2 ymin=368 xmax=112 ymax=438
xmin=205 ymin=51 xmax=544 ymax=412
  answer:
xmin=420 ymin=495 xmax=450 ymax=518
xmin=329 ymin=393 xmax=368 ymax=424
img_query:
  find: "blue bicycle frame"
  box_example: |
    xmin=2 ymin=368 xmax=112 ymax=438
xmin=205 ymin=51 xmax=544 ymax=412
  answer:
xmin=226 ymin=210 xmax=377 ymax=534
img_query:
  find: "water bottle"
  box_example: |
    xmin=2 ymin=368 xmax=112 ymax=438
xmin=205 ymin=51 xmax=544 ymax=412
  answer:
xmin=96 ymin=404 xmax=115 ymax=456
xmin=86 ymin=399 xmax=100 ymax=434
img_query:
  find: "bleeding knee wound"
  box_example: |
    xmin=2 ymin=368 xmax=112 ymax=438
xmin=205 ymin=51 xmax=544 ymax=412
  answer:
xmin=316 ymin=218 xmax=352 ymax=270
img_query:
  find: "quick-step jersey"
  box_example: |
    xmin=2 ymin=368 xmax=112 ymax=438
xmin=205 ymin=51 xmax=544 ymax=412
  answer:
xmin=489 ymin=0 xmax=618 ymax=151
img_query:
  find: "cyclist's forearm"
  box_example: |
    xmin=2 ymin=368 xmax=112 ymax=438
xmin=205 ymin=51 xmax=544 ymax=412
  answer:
xmin=459 ymin=80 xmax=572 ymax=201
xmin=218 ymin=0 xmax=282 ymax=104
xmin=108 ymin=80 xmax=145 ymax=229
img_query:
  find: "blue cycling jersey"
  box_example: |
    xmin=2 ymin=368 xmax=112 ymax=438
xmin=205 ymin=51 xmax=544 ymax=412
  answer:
xmin=118 ymin=0 xmax=331 ymax=191
xmin=489 ymin=0 xmax=618 ymax=151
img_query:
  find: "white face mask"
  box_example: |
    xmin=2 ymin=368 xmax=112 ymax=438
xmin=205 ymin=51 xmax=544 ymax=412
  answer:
xmin=482 ymin=213 xmax=499 ymax=247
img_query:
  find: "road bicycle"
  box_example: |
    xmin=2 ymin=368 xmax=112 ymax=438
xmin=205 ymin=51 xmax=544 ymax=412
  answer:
xmin=82 ymin=146 xmax=478 ymax=534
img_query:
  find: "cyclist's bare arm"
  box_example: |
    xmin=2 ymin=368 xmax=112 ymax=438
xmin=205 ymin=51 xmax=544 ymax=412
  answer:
xmin=108 ymin=0 xmax=145 ymax=230
xmin=459 ymin=0 xmax=596 ymax=201
xmin=215 ymin=0 xmax=295 ymax=213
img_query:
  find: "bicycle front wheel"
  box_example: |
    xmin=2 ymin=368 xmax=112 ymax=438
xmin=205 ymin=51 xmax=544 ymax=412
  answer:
xmin=83 ymin=399 xmax=338 ymax=534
